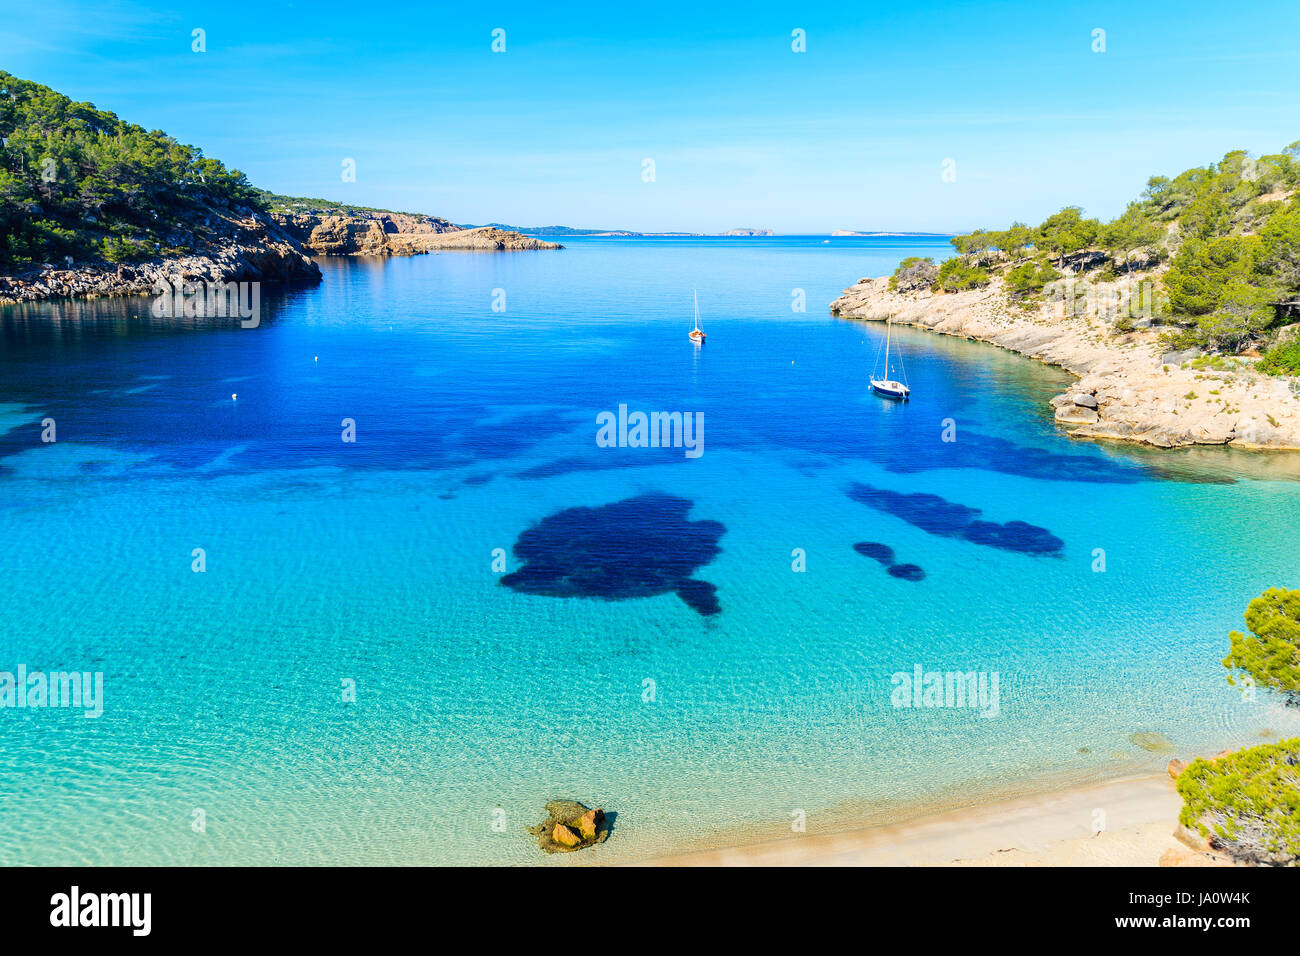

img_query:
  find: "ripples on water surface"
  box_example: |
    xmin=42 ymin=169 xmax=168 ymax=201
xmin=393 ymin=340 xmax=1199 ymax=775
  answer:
xmin=1 ymin=236 xmax=1299 ymax=864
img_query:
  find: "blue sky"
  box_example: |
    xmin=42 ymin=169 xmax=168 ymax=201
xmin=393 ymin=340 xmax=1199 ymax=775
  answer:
xmin=5 ymin=0 xmax=1300 ymax=232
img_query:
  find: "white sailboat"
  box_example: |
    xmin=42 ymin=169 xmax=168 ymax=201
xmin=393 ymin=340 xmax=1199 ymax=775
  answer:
xmin=870 ymin=317 xmax=910 ymax=400
xmin=689 ymin=289 xmax=706 ymax=343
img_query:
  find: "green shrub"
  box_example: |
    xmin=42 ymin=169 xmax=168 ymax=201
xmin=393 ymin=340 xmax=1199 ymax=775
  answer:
xmin=1004 ymin=259 xmax=1058 ymax=299
xmin=1223 ymin=587 xmax=1300 ymax=702
xmin=1176 ymin=738 xmax=1300 ymax=865
xmin=890 ymin=256 xmax=937 ymax=292
xmin=1260 ymin=334 xmax=1300 ymax=375
xmin=932 ymin=257 xmax=990 ymax=293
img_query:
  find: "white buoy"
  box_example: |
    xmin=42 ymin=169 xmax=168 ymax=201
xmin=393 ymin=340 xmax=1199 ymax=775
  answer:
xmin=314 ymin=356 xmax=318 ymax=363
xmin=231 ymin=393 xmax=237 ymax=401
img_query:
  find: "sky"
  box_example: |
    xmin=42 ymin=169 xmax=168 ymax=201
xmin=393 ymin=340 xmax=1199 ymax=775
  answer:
xmin=4 ymin=0 xmax=1300 ymax=233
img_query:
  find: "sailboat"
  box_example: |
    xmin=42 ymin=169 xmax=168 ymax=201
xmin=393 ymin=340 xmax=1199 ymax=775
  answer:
xmin=689 ymin=289 xmax=706 ymax=343
xmin=870 ymin=317 xmax=910 ymax=399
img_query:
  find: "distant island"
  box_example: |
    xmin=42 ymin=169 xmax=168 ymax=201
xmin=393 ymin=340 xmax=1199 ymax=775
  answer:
xmin=831 ymin=230 xmax=952 ymax=238
xmin=465 ymin=224 xmax=773 ymax=237
xmin=471 ymin=224 xmax=947 ymax=238
xmin=0 ymin=71 xmax=559 ymax=305
xmin=833 ymin=143 xmax=1300 ymax=449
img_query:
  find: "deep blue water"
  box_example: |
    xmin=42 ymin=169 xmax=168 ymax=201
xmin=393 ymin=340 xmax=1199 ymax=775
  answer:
xmin=1 ymin=235 xmax=1298 ymax=864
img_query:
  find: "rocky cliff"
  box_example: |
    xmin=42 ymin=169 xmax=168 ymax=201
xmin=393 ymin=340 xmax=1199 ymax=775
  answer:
xmin=0 ymin=210 xmax=321 ymax=305
xmin=831 ymin=274 xmax=1300 ymax=450
xmin=270 ymin=212 xmax=562 ymax=254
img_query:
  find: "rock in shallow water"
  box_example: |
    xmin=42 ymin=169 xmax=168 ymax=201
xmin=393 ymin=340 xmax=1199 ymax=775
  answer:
xmin=527 ymin=801 xmax=611 ymax=853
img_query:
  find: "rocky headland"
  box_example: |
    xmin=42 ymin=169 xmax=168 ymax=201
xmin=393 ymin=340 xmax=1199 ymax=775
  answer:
xmin=830 ymin=272 xmax=1300 ymax=450
xmin=0 ymin=209 xmax=321 ymax=305
xmin=270 ymin=210 xmax=563 ymax=255
xmin=0 ymin=210 xmax=563 ymax=306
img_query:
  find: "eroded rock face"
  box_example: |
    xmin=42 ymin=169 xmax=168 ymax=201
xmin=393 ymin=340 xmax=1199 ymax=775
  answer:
xmin=0 ymin=210 xmax=321 ymax=304
xmin=1055 ymin=404 xmax=1100 ymax=425
xmin=829 ymin=274 xmax=1300 ymax=450
xmin=270 ymin=211 xmax=563 ymax=255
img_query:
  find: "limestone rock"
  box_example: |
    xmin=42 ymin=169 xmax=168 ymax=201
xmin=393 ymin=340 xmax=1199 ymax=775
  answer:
xmin=526 ymin=800 xmax=610 ymax=854
xmin=552 ymin=823 xmax=581 ymax=847
xmin=1055 ymin=405 xmax=1099 ymax=425
xmin=270 ymin=211 xmax=563 ymax=255
xmin=0 ymin=210 xmax=321 ymax=305
xmin=1159 ymin=848 xmax=1225 ymax=867
xmin=828 ymin=272 xmax=1300 ymax=450
xmin=1173 ymin=823 xmax=1211 ymax=852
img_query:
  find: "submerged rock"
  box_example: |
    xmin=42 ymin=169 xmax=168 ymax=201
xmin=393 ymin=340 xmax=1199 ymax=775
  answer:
xmin=500 ymin=494 xmax=725 ymax=616
xmin=527 ymin=801 xmax=611 ymax=854
xmin=853 ymin=541 xmax=895 ymax=565
xmin=847 ymin=483 xmax=1064 ymax=557
xmin=854 ymin=541 xmax=925 ymax=581
xmin=887 ymin=563 xmax=926 ymax=581
xmin=1129 ymin=731 xmax=1175 ymax=753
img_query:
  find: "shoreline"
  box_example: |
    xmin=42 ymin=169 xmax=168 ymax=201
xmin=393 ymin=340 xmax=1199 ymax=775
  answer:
xmin=830 ymin=274 xmax=1300 ymax=451
xmin=637 ymin=769 xmax=1226 ymax=867
xmin=0 ymin=215 xmax=561 ymax=307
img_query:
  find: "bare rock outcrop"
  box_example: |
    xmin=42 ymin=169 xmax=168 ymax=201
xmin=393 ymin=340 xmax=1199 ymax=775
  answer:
xmin=0 ymin=210 xmax=321 ymax=305
xmin=830 ymin=274 xmax=1300 ymax=450
xmin=270 ymin=211 xmax=562 ymax=255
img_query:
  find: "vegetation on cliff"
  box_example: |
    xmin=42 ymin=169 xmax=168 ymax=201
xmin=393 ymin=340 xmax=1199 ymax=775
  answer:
xmin=0 ymin=70 xmax=263 ymax=271
xmin=0 ymin=71 xmax=532 ymax=279
xmin=894 ymin=144 xmax=1300 ymax=370
xmin=253 ymin=190 xmax=429 ymax=220
xmin=1176 ymin=738 xmax=1300 ymax=865
xmin=1174 ymin=587 xmax=1300 ymax=865
xmin=1223 ymin=586 xmax=1300 ymax=703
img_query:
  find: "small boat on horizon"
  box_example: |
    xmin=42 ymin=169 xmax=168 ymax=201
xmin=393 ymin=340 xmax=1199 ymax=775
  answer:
xmin=870 ymin=316 xmax=910 ymax=400
xmin=689 ymin=289 xmax=706 ymax=343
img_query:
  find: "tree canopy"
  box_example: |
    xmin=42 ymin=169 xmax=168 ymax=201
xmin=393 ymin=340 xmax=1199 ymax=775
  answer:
xmin=0 ymin=70 xmax=263 ymax=271
xmin=900 ymin=143 xmax=1300 ymax=359
xmin=1174 ymin=587 xmax=1300 ymax=865
xmin=1223 ymin=586 xmax=1300 ymax=703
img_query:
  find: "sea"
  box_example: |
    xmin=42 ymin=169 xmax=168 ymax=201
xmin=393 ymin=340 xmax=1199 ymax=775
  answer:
xmin=2 ymin=235 xmax=1298 ymax=864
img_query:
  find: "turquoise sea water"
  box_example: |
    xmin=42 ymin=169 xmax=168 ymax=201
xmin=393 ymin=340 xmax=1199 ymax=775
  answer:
xmin=2 ymin=235 xmax=1299 ymax=865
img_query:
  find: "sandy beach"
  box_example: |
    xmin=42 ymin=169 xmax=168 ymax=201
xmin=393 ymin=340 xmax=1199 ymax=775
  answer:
xmin=642 ymin=772 xmax=1229 ymax=867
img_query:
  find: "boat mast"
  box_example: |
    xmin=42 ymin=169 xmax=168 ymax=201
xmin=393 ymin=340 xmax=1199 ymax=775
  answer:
xmin=884 ymin=317 xmax=891 ymax=378
xmin=694 ymin=289 xmax=700 ymax=331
